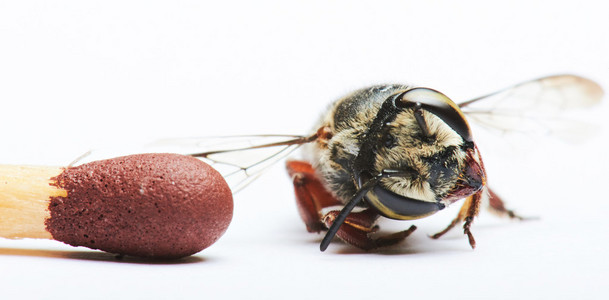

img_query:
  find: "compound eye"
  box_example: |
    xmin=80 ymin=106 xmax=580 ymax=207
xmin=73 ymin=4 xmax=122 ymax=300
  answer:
xmin=394 ymin=88 xmax=473 ymax=143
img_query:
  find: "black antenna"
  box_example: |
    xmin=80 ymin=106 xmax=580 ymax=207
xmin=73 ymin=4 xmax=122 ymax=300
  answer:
xmin=319 ymin=169 xmax=410 ymax=251
xmin=319 ymin=181 xmax=372 ymax=251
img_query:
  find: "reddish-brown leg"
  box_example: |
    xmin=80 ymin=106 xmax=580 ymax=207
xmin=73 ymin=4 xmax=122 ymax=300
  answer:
xmin=430 ymin=189 xmax=482 ymax=249
xmin=322 ymin=208 xmax=417 ymax=250
xmin=287 ymin=160 xmax=342 ymax=233
xmin=286 ymin=160 xmax=417 ymax=250
xmin=486 ymin=187 xmax=527 ymax=220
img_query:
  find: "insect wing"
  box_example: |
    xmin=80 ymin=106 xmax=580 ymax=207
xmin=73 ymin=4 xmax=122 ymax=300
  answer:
xmin=148 ymin=135 xmax=313 ymax=192
xmin=458 ymin=74 xmax=603 ymax=142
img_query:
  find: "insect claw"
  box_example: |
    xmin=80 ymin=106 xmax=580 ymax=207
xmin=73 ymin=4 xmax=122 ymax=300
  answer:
xmin=463 ymin=216 xmax=476 ymax=249
xmin=507 ymin=210 xmax=539 ymax=221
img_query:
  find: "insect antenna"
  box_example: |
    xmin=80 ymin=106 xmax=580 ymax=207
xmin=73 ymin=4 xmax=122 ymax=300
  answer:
xmin=320 ymin=169 xmax=412 ymax=251
xmin=319 ymin=179 xmax=375 ymax=251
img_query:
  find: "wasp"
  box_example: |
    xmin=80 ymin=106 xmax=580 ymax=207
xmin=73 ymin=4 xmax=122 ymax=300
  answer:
xmin=151 ymin=74 xmax=603 ymax=251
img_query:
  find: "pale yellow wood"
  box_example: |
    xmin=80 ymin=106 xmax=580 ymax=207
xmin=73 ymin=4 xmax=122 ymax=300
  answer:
xmin=0 ymin=165 xmax=67 ymax=239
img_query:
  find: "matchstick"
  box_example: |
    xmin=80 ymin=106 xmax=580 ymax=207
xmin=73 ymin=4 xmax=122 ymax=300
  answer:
xmin=0 ymin=153 xmax=233 ymax=259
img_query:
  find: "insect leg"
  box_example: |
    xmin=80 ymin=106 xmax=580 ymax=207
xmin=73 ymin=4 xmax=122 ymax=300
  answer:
xmin=286 ymin=160 xmax=342 ymax=233
xmin=320 ymin=169 xmax=420 ymax=251
xmin=322 ymin=209 xmax=417 ymax=251
xmin=288 ymin=160 xmax=418 ymax=251
xmin=486 ymin=187 xmax=528 ymax=220
xmin=321 ymin=208 xmax=379 ymax=250
xmin=430 ymin=190 xmax=482 ymax=249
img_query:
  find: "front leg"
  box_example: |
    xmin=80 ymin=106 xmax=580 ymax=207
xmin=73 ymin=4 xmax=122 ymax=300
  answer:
xmin=430 ymin=187 xmax=532 ymax=248
xmin=287 ymin=160 xmax=416 ymax=250
xmin=430 ymin=189 xmax=482 ymax=249
xmin=322 ymin=208 xmax=417 ymax=250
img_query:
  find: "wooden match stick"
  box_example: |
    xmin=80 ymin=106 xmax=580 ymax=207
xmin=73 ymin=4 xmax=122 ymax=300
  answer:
xmin=0 ymin=153 xmax=233 ymax=259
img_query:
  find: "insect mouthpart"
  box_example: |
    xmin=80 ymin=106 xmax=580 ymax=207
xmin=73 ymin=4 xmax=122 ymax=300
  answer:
xmin=441 ymin=145 xmax=486 ymax=205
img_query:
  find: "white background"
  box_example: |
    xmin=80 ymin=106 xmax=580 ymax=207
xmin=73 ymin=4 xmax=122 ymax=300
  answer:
xmin=1 ymin=1 xmax=608 ymax=299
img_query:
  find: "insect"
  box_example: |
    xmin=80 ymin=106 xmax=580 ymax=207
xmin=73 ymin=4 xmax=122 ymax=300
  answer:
xmin=150 ymin=74 xmax=603 ymax=251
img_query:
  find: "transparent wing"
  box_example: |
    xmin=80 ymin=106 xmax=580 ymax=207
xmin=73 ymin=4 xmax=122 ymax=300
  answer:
xmin=148 ymin=135 xmax=317 ymax=192
xmin=459 ymin=74 xmax=604 ymax=143
xmin=71 ymin=134 xmax=317 ymax=193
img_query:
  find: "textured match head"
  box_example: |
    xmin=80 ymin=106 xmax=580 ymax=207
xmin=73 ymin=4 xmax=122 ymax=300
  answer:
xmin=46 ymin=153 xmax=233 ymax=259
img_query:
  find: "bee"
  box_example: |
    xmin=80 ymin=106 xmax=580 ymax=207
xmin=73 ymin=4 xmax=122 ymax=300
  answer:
xmin=148 ymin=74 xmax=603 ymax=251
